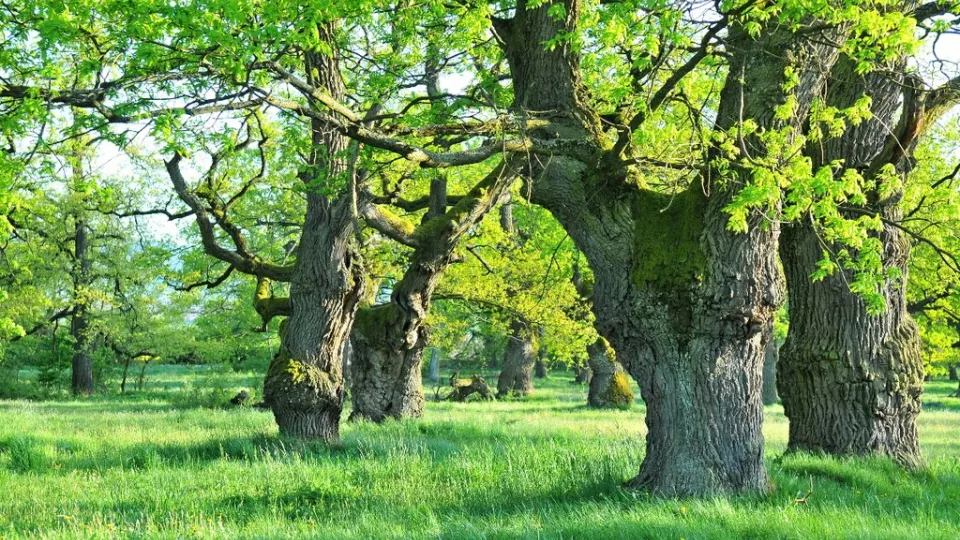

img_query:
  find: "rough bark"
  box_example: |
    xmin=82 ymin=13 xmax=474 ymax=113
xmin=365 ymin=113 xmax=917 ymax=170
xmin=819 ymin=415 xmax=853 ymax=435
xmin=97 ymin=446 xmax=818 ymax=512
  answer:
xmin=262 ymin=34 xmax=364 ymax=442
xmin=950 ymin=363 xmax=958 ymax=382
xmin=779 ymin=219 xmax=923 ymax=465
xmin=587 ymin=339 xmax=632 ymax=408
xmin=494 ymin=0 xmax=837 ymax=495
xmin=350 ymin=303 xmax=428 ymax=421
xmin=70 ymin=218 xmax=94 ymax=395
xmin=497 ymin=319 xmax=536 ymax=397
xmin=779 ymin=60 xmax=924 ymax=467
xmin=762 ymin=335 xmax=779 ymax=406
xmin=350 ymin=163 xmax=516 ymax=421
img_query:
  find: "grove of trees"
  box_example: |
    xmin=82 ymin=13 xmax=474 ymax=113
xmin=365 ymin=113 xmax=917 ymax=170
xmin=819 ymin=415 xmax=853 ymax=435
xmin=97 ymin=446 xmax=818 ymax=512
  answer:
xmin=3 ymin=0 xmax=960 ymax=498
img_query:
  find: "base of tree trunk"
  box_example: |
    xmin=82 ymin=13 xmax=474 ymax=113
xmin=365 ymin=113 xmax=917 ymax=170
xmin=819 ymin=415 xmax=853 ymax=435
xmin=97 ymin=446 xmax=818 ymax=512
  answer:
xmin=948 ymin=381 xmax=959 ymax=398
xmin=587 ymin=339 xmax=632 ymax=408
xmin=349 ymin=340 xmax=425 ymax=422
xmin=72 ymin=354 xmax=94 ymax=395
xmin=572 ymin=365 xmax=592 ymax=384
xmin=534 ymin=359 xmax=548 ymax=378
xmin=264 ymin=350 xmax=346 ymax=444
xmin=778 ymin=352 xmax=924 ymax=468
xmin=272 ymin=407 xmax=341 ymax=442
xmin=497 ymin=320 xmax=535 ymax=397
xmin=950 ymin=364 xmax=958 ymax=382
xmin=624 ymin=332 xmax=769 ymax=496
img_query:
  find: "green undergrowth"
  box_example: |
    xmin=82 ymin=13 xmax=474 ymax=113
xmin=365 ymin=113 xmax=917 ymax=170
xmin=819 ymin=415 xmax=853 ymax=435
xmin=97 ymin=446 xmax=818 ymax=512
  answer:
xmin=0 ymin=366 xmax=957 ymax=539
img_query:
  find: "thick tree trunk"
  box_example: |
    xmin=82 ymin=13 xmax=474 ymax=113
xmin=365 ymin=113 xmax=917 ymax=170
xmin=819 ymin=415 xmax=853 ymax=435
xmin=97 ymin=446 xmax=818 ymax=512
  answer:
xmin=262 ymin=36 xmax=364 ymax=442
xmin=494 ymin=1 xmax=835 ymax=495
xmin=350 ymin=304 xmax=427 ymax=421
xmin=779 ymin=61 xmax=924 ymax=467
xmin=262 ymin=201 xmax=363 ymax=440
xmin=587 ymin=339 xmax=632 ymax=408
xmin=779 ymin=221 xmax=923 ymax=466
xmin=762 ymin=330 xmax=779 ymax=406
xmin=497 ymin=319 xmax=535 ymax=397
xmin=71 ymin=219 xmax=94 ymax=395
xmin=950 ymin=364 xmax=958 ymax=382
xmin=350 ymin=163 xmax=515 ymax=421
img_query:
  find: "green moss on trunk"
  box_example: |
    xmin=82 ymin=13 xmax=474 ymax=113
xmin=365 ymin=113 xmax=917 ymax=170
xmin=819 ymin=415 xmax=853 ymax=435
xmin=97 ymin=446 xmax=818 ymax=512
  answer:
xmin=631 ymin=189 xmax=706 ymax=288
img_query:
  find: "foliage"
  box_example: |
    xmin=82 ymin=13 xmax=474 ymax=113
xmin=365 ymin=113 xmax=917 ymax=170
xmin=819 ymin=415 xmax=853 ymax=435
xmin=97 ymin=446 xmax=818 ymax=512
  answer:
xmin=905 ymin=117 xmax=960 ymax=375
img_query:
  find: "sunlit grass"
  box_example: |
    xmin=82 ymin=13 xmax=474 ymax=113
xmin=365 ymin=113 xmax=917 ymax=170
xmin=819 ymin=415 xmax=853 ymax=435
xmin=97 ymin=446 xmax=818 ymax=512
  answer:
xmin=0 ymin=366 xmax=957 ymax=538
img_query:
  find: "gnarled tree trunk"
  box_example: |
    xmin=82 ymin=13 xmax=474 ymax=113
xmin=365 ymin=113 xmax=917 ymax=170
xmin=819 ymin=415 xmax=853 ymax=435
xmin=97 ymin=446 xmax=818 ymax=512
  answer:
xmin=587 ymin=338 xmax=632 ymax=408
xmin=780 ymin=221 xmax=923 ymax=465
xmin=497 ymin=319 xmax=535 ymax=397
xmin=779 ymin=61 xmax=924 ymax=467
xmin=261 ymin=38 xmax=364 ymax=442
xmin=262 ymin=195 xmax=363 ymax=440
xmin=494 ymin=1 xmax=837 ymax=495
xmin=350 ymin=303 xmax=428 ymax=421
xmin=350 ymin=163 xmax=516 ymax=421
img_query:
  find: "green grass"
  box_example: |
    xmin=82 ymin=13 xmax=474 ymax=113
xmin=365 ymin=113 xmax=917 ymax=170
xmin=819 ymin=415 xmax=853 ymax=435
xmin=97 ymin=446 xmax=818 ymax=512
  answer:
xmin=0 ymin=366 xmax=958 ymax=539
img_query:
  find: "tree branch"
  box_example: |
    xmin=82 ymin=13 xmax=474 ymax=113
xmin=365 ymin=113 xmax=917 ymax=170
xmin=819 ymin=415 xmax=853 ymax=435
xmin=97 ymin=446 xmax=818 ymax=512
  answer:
xmin=165 ymin=153 xmax=293 ymax=281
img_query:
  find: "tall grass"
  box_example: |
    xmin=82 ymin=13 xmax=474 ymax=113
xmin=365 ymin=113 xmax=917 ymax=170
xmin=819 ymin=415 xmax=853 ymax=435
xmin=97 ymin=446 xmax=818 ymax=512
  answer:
xmin=0 ymin=366 xmax=957 ymax=538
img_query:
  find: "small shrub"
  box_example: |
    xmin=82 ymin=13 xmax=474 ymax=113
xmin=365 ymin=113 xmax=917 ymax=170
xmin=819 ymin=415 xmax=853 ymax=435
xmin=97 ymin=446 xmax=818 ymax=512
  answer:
xmin=0 ymin=375 xmax=44 ymax=400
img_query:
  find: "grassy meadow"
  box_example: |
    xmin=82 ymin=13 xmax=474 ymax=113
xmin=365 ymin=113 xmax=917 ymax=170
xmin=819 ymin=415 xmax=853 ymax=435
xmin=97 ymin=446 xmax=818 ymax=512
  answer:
xmin=0 ymin=365 xmax=958 ymax=539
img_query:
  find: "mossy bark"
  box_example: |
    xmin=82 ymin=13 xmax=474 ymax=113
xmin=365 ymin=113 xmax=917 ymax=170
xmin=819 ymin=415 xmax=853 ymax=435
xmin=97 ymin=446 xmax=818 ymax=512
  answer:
xmin=262 ymin=37 xmax=364 ymax=442
xmin=349 ymin=304 xmax=426 ymax=422
xmin=497 ymin=319 xmax=536 ymax=397
xmin=350 ymin=162 xmax=516 ymax=422
xmin=587 ymin=339 xmax=632 ymax=408
xmin=779 ymin=61 xmax=924 ymax=468
xmin=495 ymin=1 xmax=837 ymax=495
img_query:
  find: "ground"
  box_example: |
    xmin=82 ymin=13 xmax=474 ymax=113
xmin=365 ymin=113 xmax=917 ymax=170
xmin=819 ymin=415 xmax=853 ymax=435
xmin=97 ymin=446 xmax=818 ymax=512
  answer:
xmin=0 ymin=365 xmax=958 ymax=539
